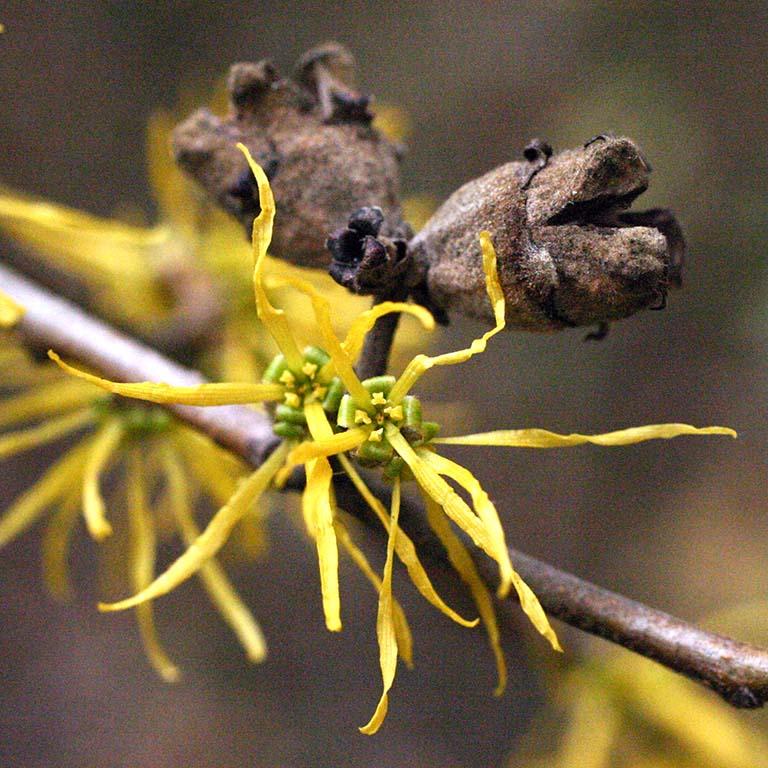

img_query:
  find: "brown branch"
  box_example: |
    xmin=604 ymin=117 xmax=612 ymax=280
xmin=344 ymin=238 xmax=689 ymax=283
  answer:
xmin=3 ymin=260 xmax=768 ymax=709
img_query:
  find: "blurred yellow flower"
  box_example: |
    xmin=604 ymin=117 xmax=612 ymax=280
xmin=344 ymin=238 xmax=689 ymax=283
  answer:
xmin=0 ymin=342 xmax=266 ymax=679
xmin=510 ymin=644 xmax=768 ymax=768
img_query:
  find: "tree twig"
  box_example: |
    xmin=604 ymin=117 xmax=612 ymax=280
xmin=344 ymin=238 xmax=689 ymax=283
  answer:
xmin=3 ymin=260 xmax=768 ymax=709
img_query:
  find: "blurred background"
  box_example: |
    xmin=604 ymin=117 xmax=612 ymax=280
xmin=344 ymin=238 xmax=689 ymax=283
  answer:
xmin=1 ymin=2 xmax=767 ymax=766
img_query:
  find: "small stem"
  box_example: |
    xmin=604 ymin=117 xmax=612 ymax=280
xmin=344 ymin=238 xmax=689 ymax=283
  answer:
xmin=355 ymin=288 xmax=407 ymax=381
xmin=3 ymin=260 xmax=768 ymax=709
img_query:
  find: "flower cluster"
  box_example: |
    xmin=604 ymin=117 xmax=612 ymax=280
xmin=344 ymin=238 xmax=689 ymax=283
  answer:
xmin=48 ymin=148 xmax=735 ymax=733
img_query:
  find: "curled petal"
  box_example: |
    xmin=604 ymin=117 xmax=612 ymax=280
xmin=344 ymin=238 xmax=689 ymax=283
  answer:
xmin=387 ymin=231 xmax=504 ymax=403
xmin=418 ymin=450 xmax=513 ymax=596
xmin=360 ymin=477 xmax=401 ymax=735
xmin=435 ymin=424 xmax=738 ymax=447
xmin=49 ymin=352 xmax=283 ymax=405
xmin=386 ymin=427 xmax=496 ymax=565
xmin=342 ymin=301 xmax=434 ymax=362
xmin=416 ymin=455 xmax=559 ymax=650
xmin=99 ymin=442 xmax=289 ymax=613
xmin=272 ymin=272 xmax=371 ymax=407
xmin=82 ymin=417 xmax=125 ymax=540
xmin=303 ymin=456 xmax=341 ymax=631
xmin=333 ymin=515 xmax=413 ymax=667
xmin=238 ymin=144 xmax=303 ymax=370
xmin=302 ymin=400 xmax=343 ymax=630
xmin=126 ymin=448 xmax=181 ymax=682
xmin=161 ymin=444 xmax=267 ymax=663
xmin=422 ymin=493 xmax=507 ymax=694
xmin=338 ymin=453 xmax=477 ymax=628
xmin=287 ymin=428 xmax=368 ymax=466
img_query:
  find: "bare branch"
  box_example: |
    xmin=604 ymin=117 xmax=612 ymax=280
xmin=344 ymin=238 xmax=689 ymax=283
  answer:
xmin=2 ymin=260 xmax=767 ymax=709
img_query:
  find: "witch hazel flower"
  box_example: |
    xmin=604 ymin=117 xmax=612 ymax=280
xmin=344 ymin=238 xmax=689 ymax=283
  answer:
xmin=49 ymin=147 xmax=735 ymax=734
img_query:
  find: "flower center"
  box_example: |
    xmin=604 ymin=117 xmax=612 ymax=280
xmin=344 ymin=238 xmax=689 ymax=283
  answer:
xmin=337 ymin=375 xmax=439 ymax=475
xmin=263 ymin=346 xmax=343 ymax=440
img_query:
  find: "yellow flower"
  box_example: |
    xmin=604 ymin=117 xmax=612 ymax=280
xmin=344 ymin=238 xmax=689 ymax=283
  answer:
xmin=49 ymin=149 xmax=484 ymax=731
xmin=0 ymin=343 xmax=266 ymax=678
xmin=281 ymin=227 xmax=735 ymax=731
xmin=51 ymin=150 xmax=735 ymax=735
xmin=0 ymin=185 xmax=175 ymax=336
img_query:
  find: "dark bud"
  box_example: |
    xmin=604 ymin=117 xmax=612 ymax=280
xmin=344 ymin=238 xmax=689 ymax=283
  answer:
xmin=327 ymin=207 xmax=411 ymax=295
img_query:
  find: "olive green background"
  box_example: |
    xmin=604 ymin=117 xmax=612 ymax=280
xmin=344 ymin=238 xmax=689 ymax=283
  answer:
xmin=1 ymin=2 xmax=766 ymax=766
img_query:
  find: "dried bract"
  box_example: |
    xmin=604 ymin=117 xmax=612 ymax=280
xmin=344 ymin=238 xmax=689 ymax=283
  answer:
xmin=173 ymin=42 xmax=406 ymax=269
xmin=408 ymin=135 xmax=685 ymax=334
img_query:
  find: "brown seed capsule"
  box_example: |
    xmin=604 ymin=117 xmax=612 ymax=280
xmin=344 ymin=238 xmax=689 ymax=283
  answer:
xmin=172 ymin=42 xmax=407 ymax=269
xmin=408 ymin=135 xmax=684 ymax=334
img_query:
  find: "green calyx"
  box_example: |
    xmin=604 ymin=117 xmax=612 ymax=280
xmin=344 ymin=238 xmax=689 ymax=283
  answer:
xmin=264 ymin=346 xmax=344 ymax=440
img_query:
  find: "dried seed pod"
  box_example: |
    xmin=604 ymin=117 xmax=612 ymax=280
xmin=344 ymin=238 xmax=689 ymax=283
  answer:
xmin=172 ymin=42 xmax=406 ymax=268
xmin=408 ymin=135 xmax=684 ymax=334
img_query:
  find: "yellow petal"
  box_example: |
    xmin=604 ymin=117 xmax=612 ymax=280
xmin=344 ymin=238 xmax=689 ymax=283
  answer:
xmin=0 ymin=407 xmax=95 ymax=459
xmin=387 ymin=231 xmax=504 ymax=403
xmin=419 ymin=449 xmax=513 ymax=596
xmin=410 ymin=448 xmax=559 ymax=648
xmin=385 ymin=427 xmax=495 ymax=559
xmin=422 ymin=493 xmax=507 ymax=694
xmin=333 ymin=514 xmax=413 ymax=667
xmin=0 ymin=190 xmax=171 ymax=329
xmin=49 ymin=351 xmax=283 ymax=405
xmin=435 ymin=424 xmax=738 ymax=447
xmin=172 ymin=426 xmax=244 ymax=505
xmin=0 ymin=379 xmax=98 ymax=429
xmin=509 ymin=568 xmax=562 ymax=652
xmin=238 ymin=144 xmax=303 ymax=370
xmin=0 ymin=438 xmax=91 ymax=548
xmin=303 ymin=456 xmax=341 ymax=631
xmin=341 ymin=300 xmax=435 ymax=362
xmin=145 ymin=109 xmax=200 ymax=240
xmin=359 ymin=477 xmax=401 ymax=735
xmin=126 ymin=448 xmax=181 ymax=682
xmin=338 ymin=453 xmax=477 ymax=628
xmin=0 ymin=190 xmax=168 ymax=278
xmin=82 ymin=417 xmax=125 ymax=540
xmin=0 ymin=289 xmax=24 ymax=327
xmin=41 ymin=493 xmax=80 ymax=601
xmin=98 ymin=441 xmax=289 ymax=612
xmin=286 ymin=428 xmax=369 ymax=466
xmin=609 ymin=654 xmax=768 ymax=767
xmin=478 ymin=230 xmax=506 ymax=327
xmin=161 ymin=444 xmax=267 ymax=662
xmin=554 ymin=669 xmax=619 ymax=767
